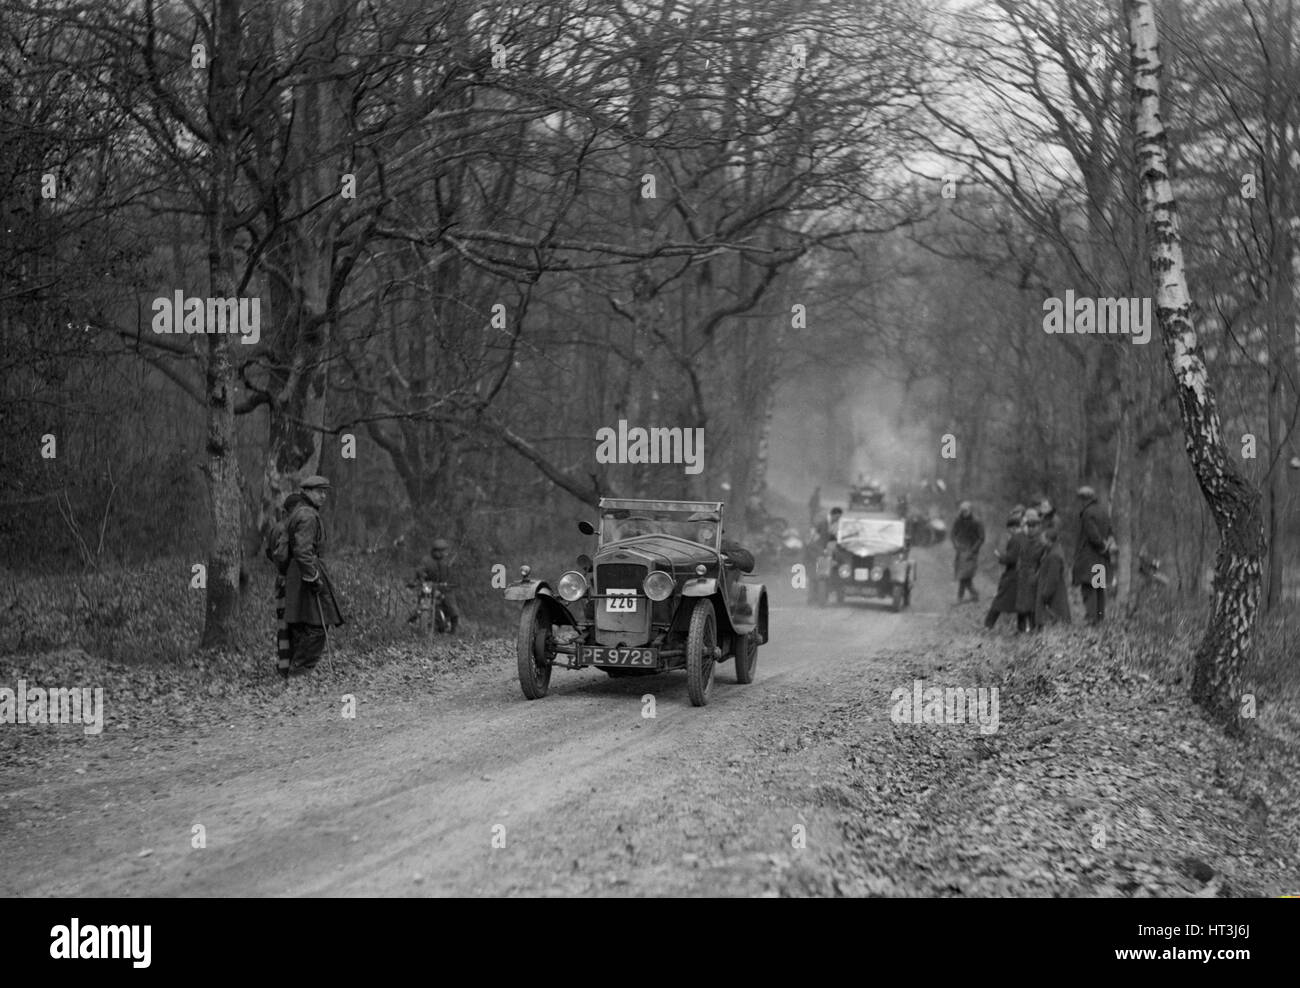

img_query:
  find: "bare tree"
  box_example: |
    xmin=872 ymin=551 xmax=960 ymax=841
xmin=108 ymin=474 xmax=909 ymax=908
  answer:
xmin=1125 ymin=0 xmax=1265 ymax=731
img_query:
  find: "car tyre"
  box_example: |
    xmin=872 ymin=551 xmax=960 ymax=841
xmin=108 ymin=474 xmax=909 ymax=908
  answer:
xmin=685 ymin=598 xmax=717 ymax=707
xmin=734 ymin=630 xmax=758 ymax=684
xmin=517 ymin=598 xmax=553 ymax=700
xmin=891 ymin=585 xmax=904 ymax=612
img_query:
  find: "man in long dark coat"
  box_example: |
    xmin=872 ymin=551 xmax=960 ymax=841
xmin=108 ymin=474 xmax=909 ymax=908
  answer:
xmin=1035 ymin=526 xmax=1072 ymax=627
xmin=1014 ymin=508 xmax=1046 ymax=633
xmin=282 ymin=475 xmax=345 ymax=676
xmin=1071 ymin=485 xmax=1113 ymax=625
xmin=984 ymin=507 xmax=1024 ymax=628
xmin=951 ymin=501 xmax=984 ymax=602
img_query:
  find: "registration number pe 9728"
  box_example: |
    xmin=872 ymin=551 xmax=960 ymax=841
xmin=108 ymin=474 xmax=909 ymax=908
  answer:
xmin=579 ymin=646 xmax=657 ymax=667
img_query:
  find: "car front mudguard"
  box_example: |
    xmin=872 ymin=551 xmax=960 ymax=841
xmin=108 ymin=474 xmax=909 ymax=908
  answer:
xmin=725 ymin=582 xmax=768 ymax=644
xmin=504 ymin=581 xmax=577 ymax=625
xmin=505 ymin=579 xmax=550 ymax=602
xmin=682 ymin=577 xmax=717 ymax=597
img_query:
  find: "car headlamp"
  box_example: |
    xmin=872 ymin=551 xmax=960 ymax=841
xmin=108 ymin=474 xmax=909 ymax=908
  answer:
xmin=871 ymin=567 xmax=884 ymax=582
xmin=838 ymin=564 xmax=852 ymax=579
xmin=643 ymin=570 xmax=674 ymax=601
xmin=557 ymin=571 xmax=587 ymax=601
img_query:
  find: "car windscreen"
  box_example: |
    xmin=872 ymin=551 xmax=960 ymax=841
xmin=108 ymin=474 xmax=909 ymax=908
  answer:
xmin=836 ymin=517 xmax=906 ymax=554
xmin=601 ymin=510 xmax=720 ymax=548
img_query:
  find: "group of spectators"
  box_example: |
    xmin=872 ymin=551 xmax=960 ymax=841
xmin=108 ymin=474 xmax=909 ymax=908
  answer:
xmin=950 ymin=486 xmax=1115 ymax=632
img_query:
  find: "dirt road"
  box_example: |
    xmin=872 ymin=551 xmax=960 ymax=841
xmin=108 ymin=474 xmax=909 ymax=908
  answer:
xmin=1 ymin=580 xmax=941 ymax=897
xmin=5 ymin=552 xmax=1297 ymax=898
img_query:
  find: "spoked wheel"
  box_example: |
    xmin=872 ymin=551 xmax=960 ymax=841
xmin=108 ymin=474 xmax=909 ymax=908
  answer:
xmin=733 ymin=629 xmax=758 ymax=684
xmin=516 ymin=598 xmax=554 ymax=700
xmin=685 ymin=598 xmax=717 ymax=707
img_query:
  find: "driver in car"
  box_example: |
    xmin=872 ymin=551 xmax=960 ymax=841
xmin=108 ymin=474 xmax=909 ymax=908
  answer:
xmin=692 ymin=518 xmax=754 ymax=573
xmin=617 ymin=517 xmax=658 ymax=539
xmin=721 ymin=534 xmax=755 ymax=573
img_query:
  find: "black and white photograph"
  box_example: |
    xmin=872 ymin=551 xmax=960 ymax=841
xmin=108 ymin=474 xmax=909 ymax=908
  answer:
xmin=0 ymin=0 xmax=1296 ymax=933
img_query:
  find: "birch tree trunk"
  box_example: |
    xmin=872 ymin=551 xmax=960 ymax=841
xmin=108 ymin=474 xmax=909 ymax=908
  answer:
xmin=200 ymin=0 xmax=244 ymax=649
xmin=1125 ymin=0 xmax=1265 ymax=732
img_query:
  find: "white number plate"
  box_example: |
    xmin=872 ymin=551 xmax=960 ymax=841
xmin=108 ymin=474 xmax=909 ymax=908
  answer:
xmin=854 ymin=568 xmax=871 ymax=581
xmin=580 ymin=646 xmax=657 ymax=667
xmin=605 ymin=588 xmax=638 ymax=612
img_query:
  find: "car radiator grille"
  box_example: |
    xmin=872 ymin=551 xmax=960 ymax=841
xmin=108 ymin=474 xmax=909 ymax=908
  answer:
xmin=595 ymin=562 xmax=649 ymax=645
xmin=596 ymin=563 xmax=646 ymax=592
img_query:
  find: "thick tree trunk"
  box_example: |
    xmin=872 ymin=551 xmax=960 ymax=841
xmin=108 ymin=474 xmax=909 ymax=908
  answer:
xmin=255 ymin=0 xmax=345 ymax=532
xmin=1125 ymin=0 xmax=1265 ymax=732
xmin=200 ymin=0 xmax=244 ymax=650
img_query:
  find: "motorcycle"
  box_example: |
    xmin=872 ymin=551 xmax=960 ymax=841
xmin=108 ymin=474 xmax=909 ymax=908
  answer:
xmin=1138 ymin=552 xmax=1170 ymax=589
xmin=408 ymin=580 xmax=454 ymax=634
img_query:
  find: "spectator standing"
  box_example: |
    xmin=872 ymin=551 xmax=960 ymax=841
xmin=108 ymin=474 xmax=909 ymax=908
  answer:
xmin=951 ymin=501 xmax=985 ymax=603
xmin=1014 ymin=508 xmax=1046 ymax=633
xmin=1072 ymin=485 xmax=1114 ymax=624
xmin=984 ymin=506 xmax=1024 ymax=629
xmin=281 ymin=475 xmax=345 ymax=677
xmin=1035 ymin=525 xmax=1072 ymax=627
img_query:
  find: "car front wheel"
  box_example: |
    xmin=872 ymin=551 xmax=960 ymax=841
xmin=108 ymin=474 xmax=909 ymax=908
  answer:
xmin=685 ymin=598 xmax=717 ymax=707
xmin=516 ymin=598 xmax=553 ymax=700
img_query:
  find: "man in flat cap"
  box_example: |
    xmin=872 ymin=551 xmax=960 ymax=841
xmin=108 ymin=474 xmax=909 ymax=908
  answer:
xmin=279 ymin=475 xmax=345 ymax=676
xmin=1072 ymin=485 xmax=1113 ymax=624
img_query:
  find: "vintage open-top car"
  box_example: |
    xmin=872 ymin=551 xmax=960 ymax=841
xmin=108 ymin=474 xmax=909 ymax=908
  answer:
xmin=505 ymin=497 xmax=769 ymax=706
xmin=812 ymin=509 xmax=915 ymax=611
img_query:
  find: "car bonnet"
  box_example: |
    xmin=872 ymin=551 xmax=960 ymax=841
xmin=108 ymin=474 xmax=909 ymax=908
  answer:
xmin=596 ymin=534 xmax=715 ymax=572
